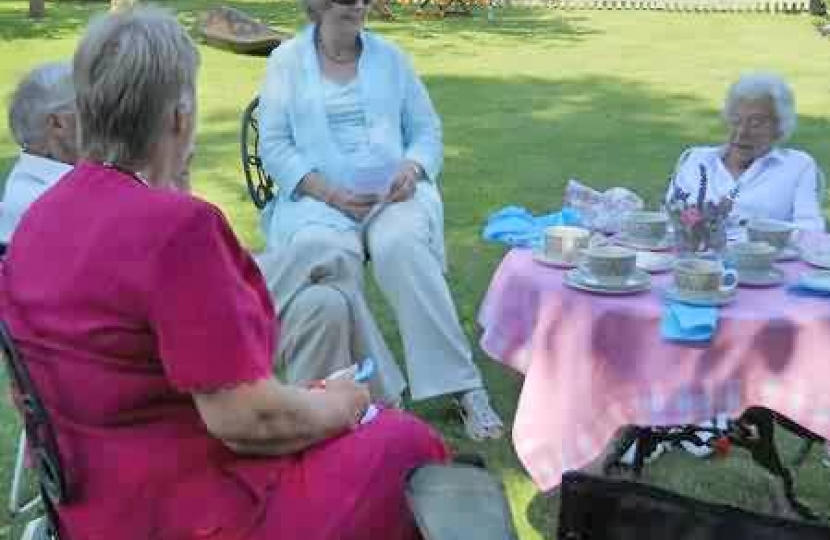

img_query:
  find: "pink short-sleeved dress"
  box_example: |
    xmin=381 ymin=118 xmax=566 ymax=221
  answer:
xmin=0 ymin=161 xmax=447 ymax=540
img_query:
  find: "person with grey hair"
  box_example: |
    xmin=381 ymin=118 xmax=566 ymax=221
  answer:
xmin=258 ymin=0 xmax=504 ymax=441
xmin=0 ymin=62 xmax=77 ymax=245
xmin=666 ymin=72 xmax=825 ymax=232
xmin=0 ymin=7 xmax=447 ymax=540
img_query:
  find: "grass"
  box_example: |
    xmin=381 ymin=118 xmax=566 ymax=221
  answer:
xmin=1 ymin=1 xmax=830 ymax=538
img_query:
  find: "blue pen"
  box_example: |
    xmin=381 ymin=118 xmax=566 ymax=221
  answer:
xmin=353 ymin=357 xmax=376 ymax=383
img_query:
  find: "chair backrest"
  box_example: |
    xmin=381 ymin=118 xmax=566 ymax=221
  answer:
xmin=240 ymin=95 xmax=276 ymax=210
xmin=1 ymin=319 xmax=68 ymax=537
xmin=557 ymin=472 xmax=830 ymax=540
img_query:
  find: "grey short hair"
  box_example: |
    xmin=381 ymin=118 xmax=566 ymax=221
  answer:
xmin=298 ymin=0 xmax=329 ymax=22
xmin=73 ymin=6 xmax=200 ymax=170
xmin=722 ymin=72 xmax=797 ymax=143
xmin=7 ymin=62 xmax=74 ymax=149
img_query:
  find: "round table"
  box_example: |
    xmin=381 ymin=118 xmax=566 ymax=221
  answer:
xmin=478 ymin=248 xmax=830 ymax=491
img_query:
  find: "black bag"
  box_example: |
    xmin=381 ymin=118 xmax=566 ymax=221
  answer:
xmin=557 ymin=472 xmax=830 ymax=540
xmin=406 ymin=455 xmax=519 ymax=540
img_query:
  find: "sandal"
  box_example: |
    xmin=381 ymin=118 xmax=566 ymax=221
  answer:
xmin=455 ymin=389 xmax=504 ymax=441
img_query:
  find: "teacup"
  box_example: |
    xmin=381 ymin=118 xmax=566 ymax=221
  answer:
xmin=726 ymin=241 xmax=777 ymax=275
xmin=578 ymin=245 xmax=637 ymax=287
xmin=544 ymin=226 xmax=591 ymax=263
xmin=623 ymin=211 xmax=669 ymax=244
xmin=673 ymin=258 xmax=738 ymax=296
xmin=747 ymin=218 xmax=795 ymax=250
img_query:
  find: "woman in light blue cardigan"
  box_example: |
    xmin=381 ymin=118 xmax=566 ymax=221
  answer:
xmin=257 ymin=0 xmax=503 ymax=440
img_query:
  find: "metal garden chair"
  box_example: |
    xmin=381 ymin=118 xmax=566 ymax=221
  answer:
xmin=240 ymin=95 xmax=276 ymax=210
xmin=2 ymin=319 xmax=69 ymax=539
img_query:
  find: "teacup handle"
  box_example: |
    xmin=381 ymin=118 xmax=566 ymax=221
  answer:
xmin=720 ymin=268 xmax=738 ymax=293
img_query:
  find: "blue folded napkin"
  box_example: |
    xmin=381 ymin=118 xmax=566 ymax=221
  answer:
xmin=660 ymin=302 xmax=719 ymax=343
xmin=481 ymin=205 xmax=582 ymax=248
xmin=787 ymin=284 xmax=830 ymax=298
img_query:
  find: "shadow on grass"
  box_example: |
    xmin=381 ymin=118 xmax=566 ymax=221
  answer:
xmin=375 ymin=6 xmax=603 ymax=44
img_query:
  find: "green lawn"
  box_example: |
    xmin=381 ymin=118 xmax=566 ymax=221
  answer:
xmin=1 ymin=1 xmax=830 ymax=538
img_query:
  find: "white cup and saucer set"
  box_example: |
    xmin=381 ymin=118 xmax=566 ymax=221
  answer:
xmin=663 ymin=257 xmax=738 ymax=306
xmin=563 ymin=244 xmax=651 ymax=295
xmin=533 ymin=225 xmax=594 ymax=269
xmin=613 ymin=211 xmax=674 ymax=252
xmin=745 ymin=218 xmax=801 ymax=262
xmin=725 ymin=241 xmax=785 ymax=288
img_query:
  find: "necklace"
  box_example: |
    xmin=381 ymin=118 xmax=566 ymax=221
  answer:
xmin=316 ymin=35 xmax=360 ymax=65
xmin=101 ymin=161 xmax=149 ymax=186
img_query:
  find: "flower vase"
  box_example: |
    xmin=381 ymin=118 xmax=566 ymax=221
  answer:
xmin=704 ymin=219 xmax=728 ymax=259
xmin=670 ymin=216 xmax=727 ymax=260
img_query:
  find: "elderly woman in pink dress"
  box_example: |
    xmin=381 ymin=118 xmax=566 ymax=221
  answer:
xmin=0 ymin=7 xmax=447 ymax=540
xmin=668 ymin=72 xmax=825 ymax=233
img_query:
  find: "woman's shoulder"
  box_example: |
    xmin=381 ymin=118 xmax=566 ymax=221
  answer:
xmin=363 ymin=31 xmax=409 ymax=64
xmin=265 ymin=27 xmax=310 ymax=66
xmin=774 ymin=147 xmax=817 ymax=169
xmin=677 ymin=145 xmax=720 ymax=162
xmin=138 ymin=188 xmax=230 ymax=240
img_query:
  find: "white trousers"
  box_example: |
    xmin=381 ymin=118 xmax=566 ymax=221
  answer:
xmin=257 ymin=194 xmax=482 ymax=402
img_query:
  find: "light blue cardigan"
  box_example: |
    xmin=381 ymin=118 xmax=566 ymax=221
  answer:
xmin=258 ymin=25 xmax=445 ymax=263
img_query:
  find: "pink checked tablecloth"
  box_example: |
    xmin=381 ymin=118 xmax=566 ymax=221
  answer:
xmin=478 ymin=248 xmax=830 ymax=492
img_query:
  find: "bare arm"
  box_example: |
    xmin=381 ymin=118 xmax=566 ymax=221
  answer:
xmin=193 ymin=376 xmax=369 ymax=456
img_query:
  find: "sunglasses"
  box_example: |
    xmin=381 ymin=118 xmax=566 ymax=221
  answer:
xmin=331 ymin=0 xmax=372 ymax=6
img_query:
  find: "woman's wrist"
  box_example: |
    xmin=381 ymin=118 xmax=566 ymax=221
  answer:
xmin=299 ymin=171 xmax=337 ymax=205
xmin=409 ymin=161 xmax=425 ymax=181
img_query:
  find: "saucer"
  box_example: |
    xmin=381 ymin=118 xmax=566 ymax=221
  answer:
xmin=532 ymin=249 xmax=578 ymax=269
xmin=775 ymin=244 xmax=801 ymax=262
xmin=613 ymin=234 xmax=673 ymax=252
xmin=737 ymin=267 xmax=786 ymax=288
xmin=636 ymin=251 xmax=676 ymax=274
xmin=663 ymin=285 xmax=737 ymax=307
xmin=798 ymin=270 xmax=830 ymax=293
xmin=800 ymin=250 xmax=830 ymax=270
xmin=564 ymin=269 xmax=651 ymax=295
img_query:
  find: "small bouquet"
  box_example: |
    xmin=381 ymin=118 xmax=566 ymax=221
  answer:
xmin=665 ymin=165 xmax=738 ymax=255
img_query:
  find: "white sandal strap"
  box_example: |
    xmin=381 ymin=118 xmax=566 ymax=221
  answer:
xmin=458 ymin=389 xmax=504 ymax=441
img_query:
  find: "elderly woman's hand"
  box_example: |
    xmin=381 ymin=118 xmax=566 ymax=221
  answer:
xmin=386 ymin=160 xmax=422 ymax=203
xmin=325 ymin=187 xmax=379 ymax=221
xmin=316 ymin=378 xmax=371 ymax=429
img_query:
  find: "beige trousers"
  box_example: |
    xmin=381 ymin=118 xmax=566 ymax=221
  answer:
xmin=255 ymin=246 xmax=406 ymax=404
xmin=257 ymin=194 xmax=482 ymax=402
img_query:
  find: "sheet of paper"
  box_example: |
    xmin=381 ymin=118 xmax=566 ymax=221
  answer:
xmin=350 ymin=163 xmax=398 ymax=196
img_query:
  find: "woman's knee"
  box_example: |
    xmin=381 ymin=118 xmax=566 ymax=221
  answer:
xmin=290 ymin=285 xmax=349 ymax=327
xmin=361 ymin=409 xmax=449 ymax=465
xmin=291 ymin=229 xmax=351 ymax=255
xmin=369 ymin=226 xmax=427 ymax=267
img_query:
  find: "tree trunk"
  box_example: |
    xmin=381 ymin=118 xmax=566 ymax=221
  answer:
xmin=29 ymin=0 xmax=45 ymax=19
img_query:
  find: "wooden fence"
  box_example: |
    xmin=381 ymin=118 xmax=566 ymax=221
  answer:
xmin=399 ymin=0 xmax=826 ymax=13
xmin=529 ymin=0 xmax=816 ymax=11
